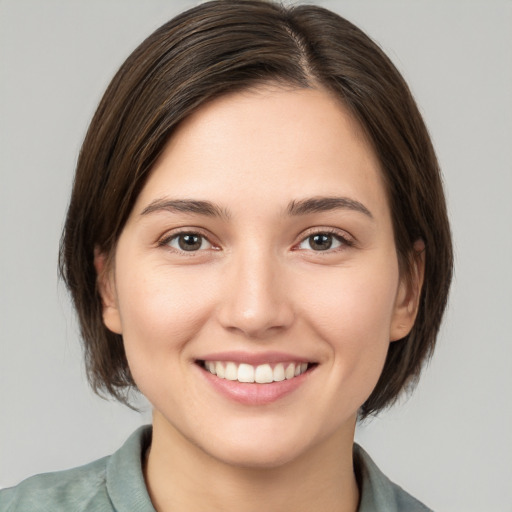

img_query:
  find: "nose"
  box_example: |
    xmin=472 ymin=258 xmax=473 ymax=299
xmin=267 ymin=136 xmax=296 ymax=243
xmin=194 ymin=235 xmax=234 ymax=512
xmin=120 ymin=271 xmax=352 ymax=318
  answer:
xmin=216 ymin=246 xmax=295 ymax=339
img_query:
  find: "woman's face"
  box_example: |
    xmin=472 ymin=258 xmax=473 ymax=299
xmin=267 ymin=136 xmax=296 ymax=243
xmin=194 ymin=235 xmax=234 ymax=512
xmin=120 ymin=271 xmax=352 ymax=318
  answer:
xmin=99 ymin=85 xmax=417 ymax=468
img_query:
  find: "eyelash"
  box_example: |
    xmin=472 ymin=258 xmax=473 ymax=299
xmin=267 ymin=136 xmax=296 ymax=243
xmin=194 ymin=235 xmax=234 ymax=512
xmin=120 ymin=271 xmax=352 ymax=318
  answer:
xmin=294 ymin=228 xmax=355 ymax=253
xmin=158 ymin=229 xmax=216 ymax=255
xmin=158 ymin=227 xmax=354 ymax=255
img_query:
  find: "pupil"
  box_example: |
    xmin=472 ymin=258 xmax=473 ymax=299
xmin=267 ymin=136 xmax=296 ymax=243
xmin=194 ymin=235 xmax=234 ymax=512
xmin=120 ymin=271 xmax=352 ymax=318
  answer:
xmin=179 ymin=234 xmax=201 ymax=251
xmin=311 ymin=234 xmax=332 ymax=251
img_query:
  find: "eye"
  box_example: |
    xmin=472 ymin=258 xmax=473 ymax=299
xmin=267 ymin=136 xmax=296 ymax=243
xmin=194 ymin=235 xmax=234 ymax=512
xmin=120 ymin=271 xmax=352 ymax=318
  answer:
xmin=165 ymin=232 xmax=213 ymax=252
xmin=297 ymin=232 xmax=349 ymax=252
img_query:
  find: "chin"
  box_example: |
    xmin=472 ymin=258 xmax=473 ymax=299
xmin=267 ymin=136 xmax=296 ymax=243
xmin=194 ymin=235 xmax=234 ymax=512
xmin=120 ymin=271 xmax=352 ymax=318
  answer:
xmin=192 ymin=415 xmax=344 ymax=471
xmin=203 ymin=436 xmax=309 ymax=470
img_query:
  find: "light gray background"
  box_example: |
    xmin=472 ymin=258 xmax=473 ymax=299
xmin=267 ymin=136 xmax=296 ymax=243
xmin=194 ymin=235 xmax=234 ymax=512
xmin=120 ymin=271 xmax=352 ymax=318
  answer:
xmin=1 ymin=1 xmax=511 ymax=511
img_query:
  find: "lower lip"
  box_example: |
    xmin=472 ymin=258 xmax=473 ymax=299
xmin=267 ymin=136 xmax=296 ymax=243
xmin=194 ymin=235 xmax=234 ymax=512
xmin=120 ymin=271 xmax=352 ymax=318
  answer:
xmin=198 ymin=364 xmax=313 ymax=405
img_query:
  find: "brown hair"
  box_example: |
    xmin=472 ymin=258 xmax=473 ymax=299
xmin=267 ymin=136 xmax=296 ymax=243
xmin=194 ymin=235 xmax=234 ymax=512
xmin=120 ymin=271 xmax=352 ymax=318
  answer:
xmin=60 ymin=0 xmax=453 ymax=418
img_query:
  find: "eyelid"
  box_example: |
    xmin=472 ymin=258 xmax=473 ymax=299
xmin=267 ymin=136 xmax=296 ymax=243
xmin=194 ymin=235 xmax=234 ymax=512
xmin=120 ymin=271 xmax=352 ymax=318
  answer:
xmin=156 ymin=226 xmax=355 ymax=254
xmin=293 ymin=227 xmax=356 ymax=251
xmin=157 ymin=227 xmax=219 ymax=252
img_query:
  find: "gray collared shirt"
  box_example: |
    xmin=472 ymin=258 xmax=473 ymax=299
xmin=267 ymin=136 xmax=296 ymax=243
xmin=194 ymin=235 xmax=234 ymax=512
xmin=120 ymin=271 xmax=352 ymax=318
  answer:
xmin=0 ymin=426 xmax=433 ymax=511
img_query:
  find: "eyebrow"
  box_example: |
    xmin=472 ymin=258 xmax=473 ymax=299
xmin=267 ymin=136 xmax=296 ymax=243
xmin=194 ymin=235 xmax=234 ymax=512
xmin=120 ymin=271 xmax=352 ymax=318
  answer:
xmin=141 ymin=199 xmax=231 ymax=220
xmin=286 ymin=196 xmax=373 ymax=219
xmin=140 ymin=196 xmax=373 ymax=220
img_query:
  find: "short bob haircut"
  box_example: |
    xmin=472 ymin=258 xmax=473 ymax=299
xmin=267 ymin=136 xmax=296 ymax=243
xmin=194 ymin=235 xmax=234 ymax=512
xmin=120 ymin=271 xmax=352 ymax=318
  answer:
xmin=60 ymin=0 xmax=453 ymax=418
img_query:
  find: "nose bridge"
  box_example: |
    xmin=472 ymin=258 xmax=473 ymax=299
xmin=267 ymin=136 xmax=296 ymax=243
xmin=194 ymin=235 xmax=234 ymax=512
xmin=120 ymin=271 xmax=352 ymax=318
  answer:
xmin=218 ymin=241 xmax=293 ymax=338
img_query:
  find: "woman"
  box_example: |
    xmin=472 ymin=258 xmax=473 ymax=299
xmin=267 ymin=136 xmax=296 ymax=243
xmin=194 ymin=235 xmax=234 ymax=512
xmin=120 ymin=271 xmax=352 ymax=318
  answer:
xmin=0 ymin=1 xmax=452 ymax=511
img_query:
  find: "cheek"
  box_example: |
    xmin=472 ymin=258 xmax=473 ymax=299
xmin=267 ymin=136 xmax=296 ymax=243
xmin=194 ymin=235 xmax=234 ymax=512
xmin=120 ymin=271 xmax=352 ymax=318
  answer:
xmin=301 ymin=263 xmax=398 ymax=334
xmin=296 ymin=260 xmax=399 ymax=383
xmin=114 ymin=263 xmax=218 ymax=374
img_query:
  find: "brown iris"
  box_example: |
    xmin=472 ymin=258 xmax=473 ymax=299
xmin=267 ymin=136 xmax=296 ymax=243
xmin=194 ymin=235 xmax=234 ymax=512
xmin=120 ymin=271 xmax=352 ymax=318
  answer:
xmin=178 ymin=233 xmax=203 ymax=251
xmin=308 ymin=234 xmax=334 ymax=251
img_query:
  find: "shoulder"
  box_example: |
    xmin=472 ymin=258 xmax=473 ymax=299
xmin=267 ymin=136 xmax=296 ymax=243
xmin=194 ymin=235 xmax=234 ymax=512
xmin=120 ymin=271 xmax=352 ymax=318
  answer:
xmin=354 ymin=444 xmax=434 ymax=512
xmin=0 ymin=456 xmax=110 ymax=512
xmin=0 ymin=425 xmax=153 ymax=512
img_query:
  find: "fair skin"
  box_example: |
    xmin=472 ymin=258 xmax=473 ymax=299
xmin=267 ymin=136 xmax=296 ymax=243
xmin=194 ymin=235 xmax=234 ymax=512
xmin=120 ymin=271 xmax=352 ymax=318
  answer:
xmin=96 ymin=85 xmax=422 ymax=512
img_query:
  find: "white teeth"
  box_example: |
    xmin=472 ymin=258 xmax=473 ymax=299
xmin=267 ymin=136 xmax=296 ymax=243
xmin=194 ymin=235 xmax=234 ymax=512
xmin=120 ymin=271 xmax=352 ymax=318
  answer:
xmin=204 ymin=361 xmax=310 ymax=383
xmin=255 ymin=364 xmax=273 ymax=383
xmin=238 ymin=363 xmax=254 ymax=383
xmin=225 ymin=362 xmax=238 ymax=381
xmin=215 ymin=362 xmax=225 ymax=378
xmin=273 ymin=363 xmax=285 ymax=382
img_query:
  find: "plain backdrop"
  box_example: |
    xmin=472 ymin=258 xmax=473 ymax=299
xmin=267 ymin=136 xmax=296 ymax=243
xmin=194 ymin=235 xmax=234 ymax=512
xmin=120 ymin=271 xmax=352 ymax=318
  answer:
xmin=1 ymin=1 xmax=511 ymax=511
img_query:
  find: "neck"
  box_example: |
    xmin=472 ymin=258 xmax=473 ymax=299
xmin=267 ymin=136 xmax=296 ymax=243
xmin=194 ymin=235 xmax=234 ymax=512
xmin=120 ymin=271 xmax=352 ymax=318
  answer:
xmin=144 ymin=412 xmax=359 ymax=512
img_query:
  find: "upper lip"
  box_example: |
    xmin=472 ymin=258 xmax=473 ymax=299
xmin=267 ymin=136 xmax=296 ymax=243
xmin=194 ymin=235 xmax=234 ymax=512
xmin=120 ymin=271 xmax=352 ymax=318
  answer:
xmin=196 ymin=351 xmax=314 ymax=366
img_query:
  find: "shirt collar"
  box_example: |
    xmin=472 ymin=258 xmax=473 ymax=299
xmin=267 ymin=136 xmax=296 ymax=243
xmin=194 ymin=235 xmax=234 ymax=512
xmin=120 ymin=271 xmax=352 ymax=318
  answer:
xmin=106 ymin=425 xmax=155 ymax=511
xmin=105 ymin=426 xmax=425 ymax=512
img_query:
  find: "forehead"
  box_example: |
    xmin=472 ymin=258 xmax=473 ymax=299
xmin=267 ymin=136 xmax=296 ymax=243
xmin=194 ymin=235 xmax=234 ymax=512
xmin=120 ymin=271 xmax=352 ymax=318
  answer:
xmin=132 ymin=85 xmax=389 ymax=220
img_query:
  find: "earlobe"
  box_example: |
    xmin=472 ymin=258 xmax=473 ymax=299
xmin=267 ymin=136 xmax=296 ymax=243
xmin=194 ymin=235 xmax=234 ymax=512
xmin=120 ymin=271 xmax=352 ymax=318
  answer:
xmin=390 ymin=240 xmax=425 ymax=342
xmin=93 ymin=247 xmax=123 ymax=335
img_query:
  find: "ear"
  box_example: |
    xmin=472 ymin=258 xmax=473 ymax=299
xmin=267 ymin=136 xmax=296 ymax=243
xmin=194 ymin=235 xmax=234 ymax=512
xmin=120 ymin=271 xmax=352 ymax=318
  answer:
xmin=390 ymin=240 xmax=425 ymax=342
xmin=94 ymin=247 xmax=123 ymax=335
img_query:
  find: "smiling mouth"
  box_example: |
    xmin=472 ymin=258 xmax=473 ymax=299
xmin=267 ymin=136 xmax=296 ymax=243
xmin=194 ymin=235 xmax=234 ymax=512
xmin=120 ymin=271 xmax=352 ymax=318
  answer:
xmin=197 ymin=360 xmax=315 ymax=384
